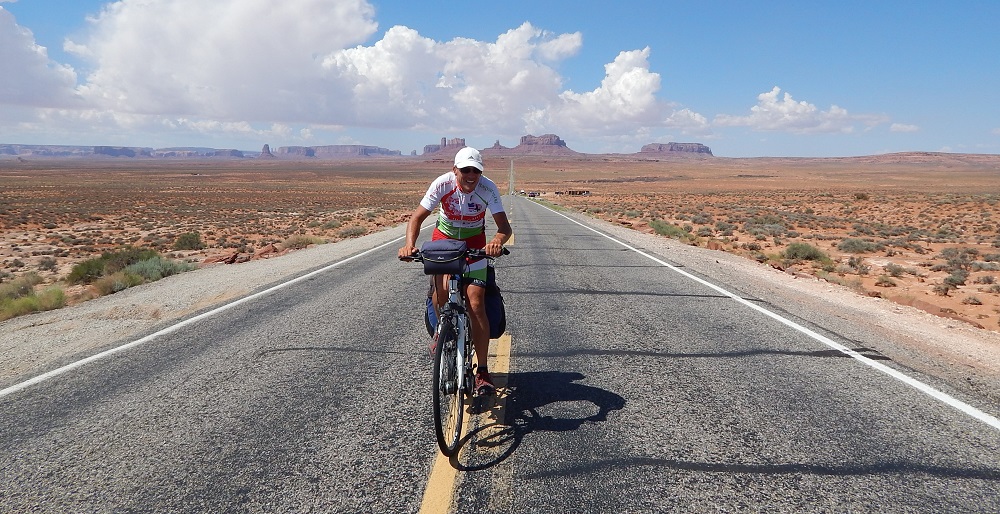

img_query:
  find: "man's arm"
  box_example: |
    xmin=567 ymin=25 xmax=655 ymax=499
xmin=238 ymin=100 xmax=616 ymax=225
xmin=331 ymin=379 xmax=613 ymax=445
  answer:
xmin=485 ymin=211 xmax=512 ymax=256
xmin=399 ymin=206 xmax=432 ymax=259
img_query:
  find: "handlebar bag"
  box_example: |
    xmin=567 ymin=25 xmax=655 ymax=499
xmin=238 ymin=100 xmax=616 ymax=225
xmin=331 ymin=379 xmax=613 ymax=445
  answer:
xmin=420 ymin=239 xmax=468 ymax=275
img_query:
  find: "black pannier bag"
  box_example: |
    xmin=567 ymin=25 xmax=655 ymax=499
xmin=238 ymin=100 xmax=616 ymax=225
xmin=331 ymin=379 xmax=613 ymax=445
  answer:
xmin=420 ymin=239 xmax=468 ymax=275
xmin=424 ymin=277 xmax=437 ymax=337
xmin=485 ymin=265 xmax=506 ymax=338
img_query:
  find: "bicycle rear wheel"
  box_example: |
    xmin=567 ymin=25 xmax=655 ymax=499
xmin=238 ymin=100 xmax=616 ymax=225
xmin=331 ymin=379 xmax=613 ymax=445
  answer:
xmin=432 ymin=315 xmax=464 ymax=456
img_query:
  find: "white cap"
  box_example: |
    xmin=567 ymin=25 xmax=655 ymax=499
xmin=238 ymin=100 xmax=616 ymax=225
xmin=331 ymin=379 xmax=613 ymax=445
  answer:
xmin=453 ymin=147 xmax=484 ymax=171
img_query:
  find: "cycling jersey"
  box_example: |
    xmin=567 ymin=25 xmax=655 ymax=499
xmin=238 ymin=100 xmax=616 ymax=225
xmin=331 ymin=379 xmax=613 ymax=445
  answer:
xmin=419 ymin=172 xmax=505 ymax=240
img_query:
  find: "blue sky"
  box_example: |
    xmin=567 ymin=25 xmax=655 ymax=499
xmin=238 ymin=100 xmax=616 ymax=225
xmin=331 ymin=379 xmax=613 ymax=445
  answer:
xmin=2 ymin=0 xmax=998 ymax=157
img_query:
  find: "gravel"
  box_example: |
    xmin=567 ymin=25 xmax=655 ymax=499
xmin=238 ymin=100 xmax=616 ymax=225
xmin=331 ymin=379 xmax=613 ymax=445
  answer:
xmin=3 ymin=213 xmax=999 ymax=406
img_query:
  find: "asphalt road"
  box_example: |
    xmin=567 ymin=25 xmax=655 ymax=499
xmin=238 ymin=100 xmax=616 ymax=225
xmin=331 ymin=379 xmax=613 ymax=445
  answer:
xmin=2 ymin=196 xmax=999 ymax=513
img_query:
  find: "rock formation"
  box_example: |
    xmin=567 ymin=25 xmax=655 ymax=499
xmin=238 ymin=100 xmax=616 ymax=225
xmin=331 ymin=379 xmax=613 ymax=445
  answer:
xmin=94 ymin=146 xmax=153 ymax=158
xmin=277 ymin=146 xmax=316 ymax=157
xmin=423 ymin=137 xmax=466 ymax=155
xmin=259 ymin=144 xmax=276 ymax=159
xmin=640 ymin=142 xmax=713 ymax=156
xmin=519 ymin=134 xmax=567 ymax=147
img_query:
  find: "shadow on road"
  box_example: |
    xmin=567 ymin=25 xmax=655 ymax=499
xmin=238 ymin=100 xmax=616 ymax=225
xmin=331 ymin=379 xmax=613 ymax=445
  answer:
xmin=452 ymin=370 xmax=625 ymax=471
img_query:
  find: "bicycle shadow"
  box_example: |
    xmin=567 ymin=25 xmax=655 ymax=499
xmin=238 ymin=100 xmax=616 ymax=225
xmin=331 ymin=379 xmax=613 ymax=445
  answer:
xmin=452 ymin=370 xmax=626 ymax=471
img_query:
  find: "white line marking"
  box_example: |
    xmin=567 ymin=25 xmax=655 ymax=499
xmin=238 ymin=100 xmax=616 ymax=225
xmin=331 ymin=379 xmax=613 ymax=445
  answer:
xmin=537 ymin=200 xmax=1000 ymax=432
xmin=1 ymin=231 xmax=422 ymax=399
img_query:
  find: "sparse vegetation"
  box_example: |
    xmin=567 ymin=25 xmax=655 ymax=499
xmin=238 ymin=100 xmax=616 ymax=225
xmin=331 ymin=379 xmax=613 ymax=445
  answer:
xmin=173 ymin=232 xmax=204 ymax=250
xmin=281 ymin=235 xmax=325 ymax=250
xmin=0 ymin=273 xmax=66 ymax=321
xmin=838 ymin=238 xmax=883 ymax=253
xmin=337 ymin=226 xmax=367 ymax=238
xmin=782 ymin=242 xmax=828 ymax=262
xmin=649 ymin=220 xmax=692 ymax=241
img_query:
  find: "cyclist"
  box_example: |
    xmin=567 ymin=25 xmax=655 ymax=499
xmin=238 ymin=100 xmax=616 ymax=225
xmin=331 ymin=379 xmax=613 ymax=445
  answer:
xmin=398 ymin=146 xmax=512 ymax=395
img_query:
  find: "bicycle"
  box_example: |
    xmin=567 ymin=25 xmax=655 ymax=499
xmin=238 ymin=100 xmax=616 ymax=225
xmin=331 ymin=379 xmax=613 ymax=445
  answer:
xmin=401 ymin=240 xmax=508 ymax=456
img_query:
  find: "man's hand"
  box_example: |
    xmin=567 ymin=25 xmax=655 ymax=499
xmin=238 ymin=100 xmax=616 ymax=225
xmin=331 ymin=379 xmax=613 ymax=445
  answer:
xmin=484 ymin=242 xmax=504 ymax=257
xmin=398 ymin=245 xmax=418 ymax=260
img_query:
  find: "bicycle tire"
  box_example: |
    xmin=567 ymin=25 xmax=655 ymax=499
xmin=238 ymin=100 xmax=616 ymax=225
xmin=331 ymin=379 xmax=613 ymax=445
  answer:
xmin=432 ymin=315 xmax=464 ymax=456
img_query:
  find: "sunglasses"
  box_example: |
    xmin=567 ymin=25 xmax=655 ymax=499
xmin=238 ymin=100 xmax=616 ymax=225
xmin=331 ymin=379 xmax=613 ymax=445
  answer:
xmin=458 ymin=166 xmax=483 ymax=175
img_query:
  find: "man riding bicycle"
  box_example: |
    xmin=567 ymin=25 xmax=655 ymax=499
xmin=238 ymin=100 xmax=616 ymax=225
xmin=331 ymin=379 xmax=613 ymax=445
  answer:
xmin=398 ymin=147 xmax=513 ymax=395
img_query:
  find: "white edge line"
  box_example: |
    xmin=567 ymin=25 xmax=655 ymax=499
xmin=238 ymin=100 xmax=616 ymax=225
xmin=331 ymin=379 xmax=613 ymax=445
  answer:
xmin=1 ymin=226 xmax=428 ymax=399
xmin=535 ymin=200 xmax=1000 ymax=432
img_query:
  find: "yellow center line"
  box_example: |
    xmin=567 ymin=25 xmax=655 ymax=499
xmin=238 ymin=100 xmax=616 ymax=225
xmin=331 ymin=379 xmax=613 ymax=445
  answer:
xmin=419 ymin=333 xmax=513 ymax=514
xmin=419 ymin=222 xmax=514 ymax=513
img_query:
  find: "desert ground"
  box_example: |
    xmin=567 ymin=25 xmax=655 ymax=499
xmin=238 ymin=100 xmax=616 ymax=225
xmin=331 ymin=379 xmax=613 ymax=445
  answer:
xmin=2 ymin=153 xmax=999 ymax=332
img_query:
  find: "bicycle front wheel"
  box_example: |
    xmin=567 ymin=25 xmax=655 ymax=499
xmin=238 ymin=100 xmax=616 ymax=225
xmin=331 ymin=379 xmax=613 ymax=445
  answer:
xmin=432 ymin=315 xmax=464 ymax=456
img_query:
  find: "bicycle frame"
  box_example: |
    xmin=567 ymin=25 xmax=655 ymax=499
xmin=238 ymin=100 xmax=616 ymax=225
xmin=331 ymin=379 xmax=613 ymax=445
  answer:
xmin=438 ymin=271 xmax=471 ymax=396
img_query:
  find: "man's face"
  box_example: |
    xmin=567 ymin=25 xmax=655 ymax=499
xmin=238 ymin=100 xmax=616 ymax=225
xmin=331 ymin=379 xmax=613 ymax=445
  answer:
xmin=453 ymin=166 xmax=482 ymax=193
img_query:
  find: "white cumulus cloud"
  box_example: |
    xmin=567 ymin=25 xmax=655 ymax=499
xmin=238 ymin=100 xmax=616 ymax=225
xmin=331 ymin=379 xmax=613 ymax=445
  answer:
xmin=715 ymin=86 xmax=887 ymax=134
xmin=890 ymin=123 xmax=919 ymax=133
xmin=71 ymin=0 xmax=378 ymax=120
xmin=2 ymin=0 xmax=708 ymax=150
xmin=0 ymin=7 xmax=79 ymax=108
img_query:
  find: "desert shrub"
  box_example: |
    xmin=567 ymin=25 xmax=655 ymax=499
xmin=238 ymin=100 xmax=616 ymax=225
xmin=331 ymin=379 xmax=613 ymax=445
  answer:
xmin=649 ymin=220 xmax=691 ymax=240
xmin=943 ymin=270 xmax=969 ymax=288
xmin=0 ymin=287 xmax=66 ymax=322
xmin=875 ymin=275 xmax=897 ymax=287
xmin=690 ymin=213 xmax=713 ymax=225
xmin=696 ymin=227 xmax=714 ymax=237
xmin=67 ymin=258 xmax=106 ymax=284
xmin=93 ymin=271 xmax=145 ymax=296
xmin=974 ymin=275 xmax=995 ymax=285
xmin=854 ymin=192 xmax=870 ymax=201
xmin=38 ymin=257 xmax=58 ymax=272
xmin=847 ymin=256 xmax=871 ymax=275
xmin=932 ymin=283 xmax=952 ymax=296
xmin=961 ymin=296 xmax=982 ymax=306
xmin=337 ymin=226 xmax=367 ymax=238
xmin=715 ymin=221 xmax=736 ymax=235
xmin=322 ymin=220 xmax=343 ymax=230
xmin=883 ymin=263 xmax=906 ymax=277
xmin=173 ymin=232 xmax=204 ymax=250
xmin=782 ymin=243 xmax=828 ymax=262
xmin=745 ymin=221 xmax=786 ymax=238
xmin=125 ymin=257 xmax=194 ymax=282
xmin=0 ymin=273 xmax=44 ymax=300
xmin=67 ymin=247 xmax=159 ymax=284
xmin=102 ymin=247 xmax=159 ymax=274
xmin=837 ymin=238 xmax=883 ymax=253
xmin=972 ymin=262 xmax=1000 ymax=272
xmin=281 ymin=235 xmax=325 ymax=250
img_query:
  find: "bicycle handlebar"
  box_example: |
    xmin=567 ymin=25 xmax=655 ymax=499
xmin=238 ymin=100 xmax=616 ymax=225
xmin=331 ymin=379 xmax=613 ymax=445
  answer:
xmin=400 ymin=246 xmax=509 ymax=263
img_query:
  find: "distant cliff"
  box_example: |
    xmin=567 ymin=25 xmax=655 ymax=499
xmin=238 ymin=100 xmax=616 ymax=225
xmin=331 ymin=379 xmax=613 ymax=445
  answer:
xmin=276 ymin=145 xmax=401 ymax=158
xmin=640 ymin=142 xmax=713 ymax=156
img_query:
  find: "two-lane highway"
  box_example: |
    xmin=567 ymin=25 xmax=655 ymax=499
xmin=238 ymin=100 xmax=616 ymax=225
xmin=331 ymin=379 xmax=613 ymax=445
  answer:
xmin=2 ymin=195 xmax=998 ymax=513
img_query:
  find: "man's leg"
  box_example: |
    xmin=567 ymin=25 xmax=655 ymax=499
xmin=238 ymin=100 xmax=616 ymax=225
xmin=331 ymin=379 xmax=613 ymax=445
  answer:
xmin=464 ymin=282 xmax=491 ymax=374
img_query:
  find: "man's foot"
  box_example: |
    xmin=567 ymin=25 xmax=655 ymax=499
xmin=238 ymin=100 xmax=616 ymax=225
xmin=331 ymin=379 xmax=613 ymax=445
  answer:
xmin=429 ymin=334 xmax=438 ymax=359
xmin=474 ymin=370 xmax=495 ymax=396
